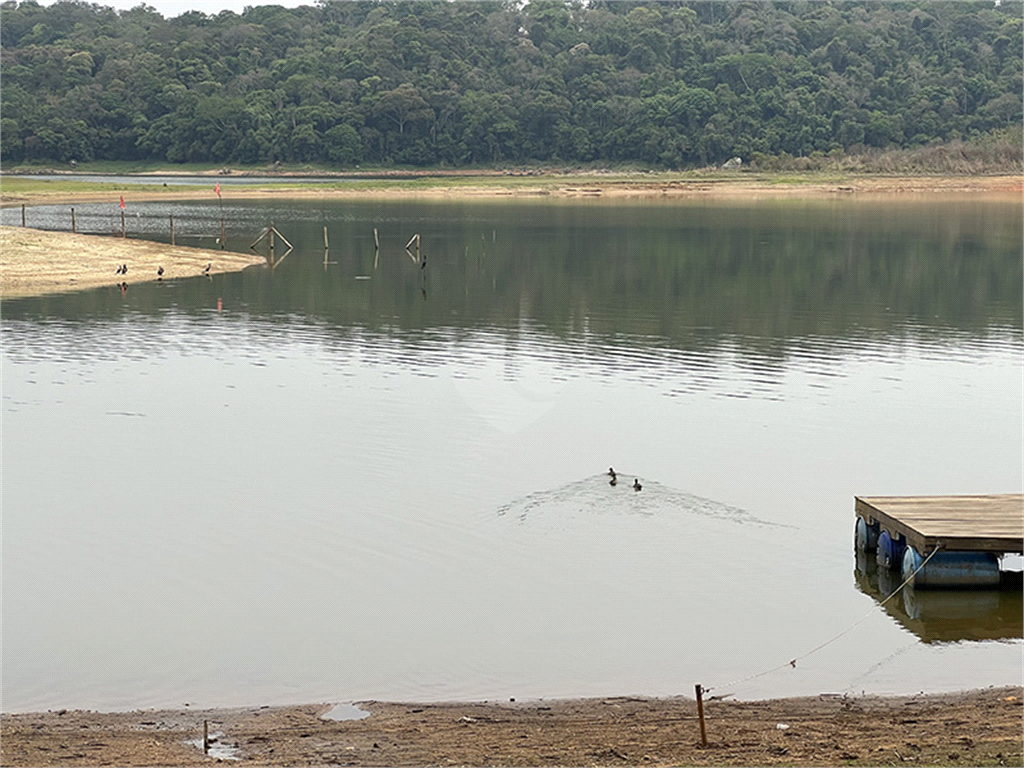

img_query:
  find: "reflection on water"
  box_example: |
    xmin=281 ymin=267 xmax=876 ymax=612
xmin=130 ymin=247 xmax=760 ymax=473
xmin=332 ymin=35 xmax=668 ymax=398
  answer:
xmin=2 ymin=198 xmax=1022 ymax=712
xmin=854 ymin=554 xmax=1023 ymax=644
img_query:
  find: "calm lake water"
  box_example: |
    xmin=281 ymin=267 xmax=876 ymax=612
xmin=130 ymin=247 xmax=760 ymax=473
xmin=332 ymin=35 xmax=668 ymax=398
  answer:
xmin=2 ymin=195 xmax=1021 ymax=712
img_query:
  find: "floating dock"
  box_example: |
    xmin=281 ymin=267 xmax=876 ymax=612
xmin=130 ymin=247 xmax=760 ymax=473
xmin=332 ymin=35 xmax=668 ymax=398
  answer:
xmin=855 ymin=494 xmax=1023 ymax=588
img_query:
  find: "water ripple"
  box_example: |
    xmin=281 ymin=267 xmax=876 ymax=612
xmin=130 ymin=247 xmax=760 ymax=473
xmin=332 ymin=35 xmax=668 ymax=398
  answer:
xmin=495 ymin=474 xmax=786 ymax=529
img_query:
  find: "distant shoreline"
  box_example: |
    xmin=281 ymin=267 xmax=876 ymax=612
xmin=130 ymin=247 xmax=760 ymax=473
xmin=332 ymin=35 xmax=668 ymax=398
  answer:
xmin=3 ymin=174 xmax=1018 ymax=300
xmin=1 ymin=686 xmax=1021 ymax=767
xmin=1 ymin=172 xmax=1020 ymax=208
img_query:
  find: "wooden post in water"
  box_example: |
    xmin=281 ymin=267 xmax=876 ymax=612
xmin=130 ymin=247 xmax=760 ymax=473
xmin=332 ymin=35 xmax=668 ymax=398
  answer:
xmin=21 ymin=204 xmax=26 ymax=227
xmin=695 ymin=684 xmax=708 ymax=748
xmin=269 ymin=219 xmax=275 ymax=259
xmin=71 ymin=208 xmax=76 ymax=233
xmin=373 ymin=227 xmax=379 ymax=269
xmin=170 ymin=215 xmax=175 ymax=245
xmin=121 ymin=210 xmax=126 ymax=238
xmin=203 ymin=720 xmax=209 ymax=754
xmin=220 ymin=218 xmax=226 ymax=250
xmin=323 ymin=226 xmax=329 ymax=250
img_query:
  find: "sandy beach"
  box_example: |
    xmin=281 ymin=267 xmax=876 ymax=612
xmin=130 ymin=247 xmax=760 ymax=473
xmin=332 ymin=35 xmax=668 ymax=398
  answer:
xmin=1 ymin=687 xmax=1020 ymax=767
xmin=0 ymin=226 xmax=266 ymax=299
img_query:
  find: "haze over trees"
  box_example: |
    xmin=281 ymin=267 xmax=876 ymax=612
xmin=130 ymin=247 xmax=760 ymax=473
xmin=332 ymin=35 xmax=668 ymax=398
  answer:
xmin=1 ymin=0 xmax=1021 ymax=169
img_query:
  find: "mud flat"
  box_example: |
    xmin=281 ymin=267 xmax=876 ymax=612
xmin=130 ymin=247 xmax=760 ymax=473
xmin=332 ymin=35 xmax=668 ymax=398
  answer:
xmin=1 ymin=687 xmax=1020 ymax=767
xmin=0 ymin=226 xmax=265 ymax=299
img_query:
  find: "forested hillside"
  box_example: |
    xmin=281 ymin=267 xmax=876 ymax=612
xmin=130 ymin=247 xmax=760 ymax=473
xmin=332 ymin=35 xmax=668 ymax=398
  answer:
xmin=1 ymin=0 xmax=1021 ymax=169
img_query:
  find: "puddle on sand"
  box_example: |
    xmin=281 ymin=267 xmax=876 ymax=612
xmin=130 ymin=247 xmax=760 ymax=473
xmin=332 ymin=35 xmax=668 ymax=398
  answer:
xmin=187 ymin=732 xmax=240 ymax=760
xmin=322 ymin=703 xmax=371 ymax=721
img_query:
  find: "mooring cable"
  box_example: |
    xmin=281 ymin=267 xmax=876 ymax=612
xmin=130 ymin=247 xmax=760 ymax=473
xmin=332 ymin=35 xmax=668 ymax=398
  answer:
xmin=704 ymin=543 xmax=943 ymax=696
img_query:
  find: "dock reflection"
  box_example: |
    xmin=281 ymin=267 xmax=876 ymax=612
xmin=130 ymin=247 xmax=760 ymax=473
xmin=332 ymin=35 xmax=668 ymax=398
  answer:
xmin=855 ymin=554 xmax=1023 ymax=644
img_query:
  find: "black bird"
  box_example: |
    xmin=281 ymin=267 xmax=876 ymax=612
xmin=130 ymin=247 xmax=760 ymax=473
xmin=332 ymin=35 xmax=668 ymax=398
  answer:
xmin=157 ymin=266 xmax=164 ymax=279
xmin=115 ymin=264 xmax=124 ymax=274
xmin=633 ymin=478 xmax=642 ymax=492
xmin=121 ymin=264 xmax=127 ymax=274
xmin=608 ymin=467 xmax=616 ymax=478
xmin=609 ymin=475 xmax=617 ymax=487
xmin=202 ymin=262 xmax=212 ymax=276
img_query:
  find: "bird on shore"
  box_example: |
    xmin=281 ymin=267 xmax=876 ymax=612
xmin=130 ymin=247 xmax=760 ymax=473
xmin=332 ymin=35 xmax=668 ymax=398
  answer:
xmin=115 ymin=264 xmax=125 ymax=275
xmin=202 ymin=262 xmax=211 ymax=275
xmin=633 ymin=478 xmax=642 ymax=492
xmin=157 ymin=266 xmax=164 ymax=280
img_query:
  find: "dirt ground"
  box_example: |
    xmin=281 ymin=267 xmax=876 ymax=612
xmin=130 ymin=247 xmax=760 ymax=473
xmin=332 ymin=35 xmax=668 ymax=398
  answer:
xmin=1 ymin=687 xmax=1020 ymax=767
xmin=0 ymin=225 xmax=266 ymax=299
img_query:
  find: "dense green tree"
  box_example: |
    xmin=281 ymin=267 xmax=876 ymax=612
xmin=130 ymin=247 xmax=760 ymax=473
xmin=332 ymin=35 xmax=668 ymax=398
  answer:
xmin=1 ymin=0 xmax=1020 ymax=167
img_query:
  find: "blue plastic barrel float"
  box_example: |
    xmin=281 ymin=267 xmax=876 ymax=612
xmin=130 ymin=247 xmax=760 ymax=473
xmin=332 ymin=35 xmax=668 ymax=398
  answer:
xmin=901 ymin=546 xmax=1001 ymax=588
xmin=876 ymin=529 xmax=906 ymax=570
xmin=855 ymin=516 xmax=880 ymax=552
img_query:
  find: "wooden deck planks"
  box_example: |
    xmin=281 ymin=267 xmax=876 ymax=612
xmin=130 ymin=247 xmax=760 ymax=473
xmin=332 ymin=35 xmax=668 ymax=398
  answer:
xmin=856 ymin=494 xmax=1024 ymax=554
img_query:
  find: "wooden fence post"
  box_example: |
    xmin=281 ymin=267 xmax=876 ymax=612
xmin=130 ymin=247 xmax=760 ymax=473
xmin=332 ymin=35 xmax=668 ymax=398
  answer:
xmin=695 ymin=684 xmax=708 ymax=748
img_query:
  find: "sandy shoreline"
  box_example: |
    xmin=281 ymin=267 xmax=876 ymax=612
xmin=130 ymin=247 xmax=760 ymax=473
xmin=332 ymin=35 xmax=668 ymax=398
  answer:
xmin=1 ymin=173 xmax=1020 ymax=207
xmin=1 ymin=687 xmax=1020 ymax=767
xmin=0 ymin=226 xmax=266 ymax=299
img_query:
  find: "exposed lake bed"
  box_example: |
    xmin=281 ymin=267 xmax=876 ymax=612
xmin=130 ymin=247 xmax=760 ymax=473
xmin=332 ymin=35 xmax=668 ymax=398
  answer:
xmin=2 ymin=687 xmax=1021 ymax=767
xmin=1 ymin=186 xmax=1021 ymax=728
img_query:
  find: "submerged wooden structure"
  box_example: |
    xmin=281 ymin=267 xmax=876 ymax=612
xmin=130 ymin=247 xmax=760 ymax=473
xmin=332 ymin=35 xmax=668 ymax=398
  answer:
xmin=855 ymin=494 xmax=1023 ymax=588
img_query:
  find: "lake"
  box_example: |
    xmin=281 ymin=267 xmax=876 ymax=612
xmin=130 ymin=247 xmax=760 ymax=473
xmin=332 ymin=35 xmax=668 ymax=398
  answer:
xmin=2 ymin=194 xmax=1021 ymax=712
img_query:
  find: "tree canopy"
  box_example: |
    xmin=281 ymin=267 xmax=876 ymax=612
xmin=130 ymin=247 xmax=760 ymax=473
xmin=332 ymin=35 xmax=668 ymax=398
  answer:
xmin=1 ymin=0 xmax=1021 ymax=168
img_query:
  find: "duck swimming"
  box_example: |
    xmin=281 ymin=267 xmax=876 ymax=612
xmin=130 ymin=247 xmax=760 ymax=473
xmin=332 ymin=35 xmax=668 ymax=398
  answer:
xmin=633 ymin=478 xmax=642 ymax=492
xmin=608 ymin=467 xmax=616 ymax=478
xmin=609 ymin=475 xmax=617 ymax=486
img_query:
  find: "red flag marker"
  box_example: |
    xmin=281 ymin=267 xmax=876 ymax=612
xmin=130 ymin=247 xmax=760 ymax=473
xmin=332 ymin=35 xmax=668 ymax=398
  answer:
xmin=214 ymin=181 xmax=221 ymax=198
xmin=119 ymin=195 xmax=126 ymax=209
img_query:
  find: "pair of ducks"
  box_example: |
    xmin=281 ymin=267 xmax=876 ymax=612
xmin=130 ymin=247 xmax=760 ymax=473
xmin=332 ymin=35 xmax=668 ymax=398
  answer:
xmin=608 ymin=467 xmax=641 ymax=492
